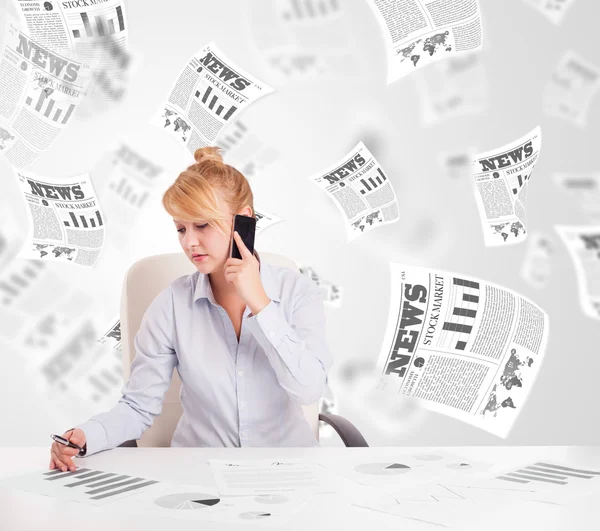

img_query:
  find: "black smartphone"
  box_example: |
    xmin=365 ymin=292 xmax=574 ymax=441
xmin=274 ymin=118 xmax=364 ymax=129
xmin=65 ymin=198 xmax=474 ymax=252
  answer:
xmin=230 ymin=214 xmax=256 ymax=259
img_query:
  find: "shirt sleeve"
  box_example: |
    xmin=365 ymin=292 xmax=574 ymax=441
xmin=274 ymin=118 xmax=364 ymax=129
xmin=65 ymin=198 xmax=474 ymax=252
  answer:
xmin=244 ymin=273 xmax=333 ymax=405
xmin=74 ymin=285 xmax=177 ymax=457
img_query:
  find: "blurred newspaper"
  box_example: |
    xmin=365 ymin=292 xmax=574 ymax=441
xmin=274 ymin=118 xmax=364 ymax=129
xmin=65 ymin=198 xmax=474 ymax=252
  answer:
xmin=471 ymin=126 xmax=542 ymax=246
xmin=150 ymin=41 xmax=273 ymax=155
xmin=12 ymin=0 xmax=128 ymax=58
xmin=215 ymin=119 xmax=280 ymax=179
xmin=254 ymin=207 xmax=283 ymax=234
xmin=246 ymin=0 xmax=355 ymax=82
xmin=309 ymin=141 xmax=399 ymax=242
xmin=543 ymin=51 xmax=600 ymax=127
xmin=0 ymin=18 xmax=91 ymax=168
xmin=366 ymin=0 xmax=483 ymax=83
xmin=520 ymin=232 xmax=553 ymax=289
xmin=556 ymin=225 xmax=600 ymax=321
xmin=16 ymin=171 xmax=105 ymax=267
xmin=553 ymin=172 xmax=600 ymax=223
xmin=13 ymin=0 xmax=133 ymax=113
xmin=375 ymin=264 xmax=550 ymax=438
xmin=521 ymin=0 xmax=578 ymax=25
xmin=299 ymin=264 xmax=342 ymax=308
xmin=416 ymin=51 xmax=488 ymax=125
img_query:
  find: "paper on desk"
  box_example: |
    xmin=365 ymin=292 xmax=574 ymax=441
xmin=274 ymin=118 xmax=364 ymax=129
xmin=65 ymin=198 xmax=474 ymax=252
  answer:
xmin=127 ymin=480 xmax=311 ymax=527
xmin=209 ymin=459 xmax=339 ymax=496
xmin=318 ymin=449 xmax=491 ymax=490
xmin=0 ymin=466 xmax=164 ymax=506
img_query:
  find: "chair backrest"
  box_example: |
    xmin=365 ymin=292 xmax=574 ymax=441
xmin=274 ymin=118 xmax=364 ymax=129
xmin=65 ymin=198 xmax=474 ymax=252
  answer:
xmin=120 ymin=251 xmax=320 ymax=447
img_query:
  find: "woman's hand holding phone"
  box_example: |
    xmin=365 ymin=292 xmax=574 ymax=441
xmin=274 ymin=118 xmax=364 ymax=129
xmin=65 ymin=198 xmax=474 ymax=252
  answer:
xmin=224 ymin=231 xmax=270 ymax=315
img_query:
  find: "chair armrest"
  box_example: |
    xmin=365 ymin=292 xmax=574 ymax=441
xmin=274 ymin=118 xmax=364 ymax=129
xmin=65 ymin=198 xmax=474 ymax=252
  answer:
xmin=319 ymin=413 xmax=369 ymax=447
xmin=118 ymin=439 xmax=138 ymax=448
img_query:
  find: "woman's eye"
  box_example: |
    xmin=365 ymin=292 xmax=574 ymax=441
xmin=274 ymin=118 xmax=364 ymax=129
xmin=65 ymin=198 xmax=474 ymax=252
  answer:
xmin=177 ymin=228 xmax=185 ymax=233
xmin=196 ymin=224 xmax=208 ymax=229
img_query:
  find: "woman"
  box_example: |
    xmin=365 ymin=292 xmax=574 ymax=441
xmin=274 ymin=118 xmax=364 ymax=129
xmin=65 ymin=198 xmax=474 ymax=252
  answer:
xmin=49 ymin=146 xmax=333 ymax=472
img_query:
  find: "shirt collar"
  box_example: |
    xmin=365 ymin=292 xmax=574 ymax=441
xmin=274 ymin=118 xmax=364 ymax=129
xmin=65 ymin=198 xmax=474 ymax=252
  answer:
xmin=193 ymin=249 xmax=281 ymax=304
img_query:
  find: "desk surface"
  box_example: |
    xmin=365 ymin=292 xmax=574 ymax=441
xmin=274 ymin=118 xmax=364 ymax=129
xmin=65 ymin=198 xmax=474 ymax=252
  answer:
xmin=2 ymin=446 xmax=599 ymax=531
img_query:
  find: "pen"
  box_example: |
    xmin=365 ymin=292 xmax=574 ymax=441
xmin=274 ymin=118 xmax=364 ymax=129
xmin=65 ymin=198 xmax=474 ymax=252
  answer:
xmin=50 ymin=433 xmax=83 ymax=452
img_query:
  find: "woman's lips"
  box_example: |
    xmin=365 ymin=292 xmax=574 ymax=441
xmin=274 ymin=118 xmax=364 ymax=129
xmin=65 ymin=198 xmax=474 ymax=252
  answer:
xmin=192 ymin=254 xmax=208 ymax=262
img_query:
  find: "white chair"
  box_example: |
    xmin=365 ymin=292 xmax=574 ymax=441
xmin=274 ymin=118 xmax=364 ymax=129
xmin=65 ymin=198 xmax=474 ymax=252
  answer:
xmin=118 ymin=251 xmax=368 ymax=448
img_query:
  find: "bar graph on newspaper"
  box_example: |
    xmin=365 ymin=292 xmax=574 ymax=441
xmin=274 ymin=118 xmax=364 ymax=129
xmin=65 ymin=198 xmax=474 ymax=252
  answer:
xmin=25 ymin=90 xmax=76 ymax=125
xmin=71 ymin=6 xmax=126 ymax=39
xmin=439 ymin=277 xmax=480 ymax=351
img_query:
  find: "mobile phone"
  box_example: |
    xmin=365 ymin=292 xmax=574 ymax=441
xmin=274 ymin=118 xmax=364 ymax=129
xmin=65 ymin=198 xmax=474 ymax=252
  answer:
xmin=230 ymin=214 xmax=256 ymax=259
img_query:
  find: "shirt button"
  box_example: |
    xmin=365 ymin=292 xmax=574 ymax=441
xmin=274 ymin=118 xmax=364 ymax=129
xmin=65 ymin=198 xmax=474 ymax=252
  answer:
xmin=237 ymin=370 xmax=244 ymax=377
xmin=240 ymin=401 xmax=245 ymax=408
xmin=269 ymin=331 xmax=275 ymax=338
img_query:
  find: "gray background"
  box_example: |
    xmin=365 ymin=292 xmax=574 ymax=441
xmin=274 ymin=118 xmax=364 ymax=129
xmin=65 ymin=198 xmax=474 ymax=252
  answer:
xmin=0 ymin=0 xmax=598 ymax=448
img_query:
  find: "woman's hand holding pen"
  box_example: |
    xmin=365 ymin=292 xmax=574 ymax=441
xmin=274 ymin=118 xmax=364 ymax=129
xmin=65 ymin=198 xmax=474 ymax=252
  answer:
xmin=225 ymin=231 xmax=271 ymax=315
xmin=49 ymin=429 xmax=86 ymax=472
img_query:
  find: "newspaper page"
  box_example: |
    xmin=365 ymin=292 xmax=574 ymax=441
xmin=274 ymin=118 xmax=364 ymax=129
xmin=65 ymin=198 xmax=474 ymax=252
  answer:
xmin=471 ymin=126 xmax=542 ymax=246
xmin=0 ymin=258 xmax=56 ymax=342
xmin=553 ymin=172 xmax=600 ymax=223
xmin=69 ymin=314 xmax=123 ymax=411
xmin=520 ymin=232 xmax=554 ymax=289
xmin=299 ymin=264 xmax=342 ymax=307
xmin=416 ymin=51 xmax=488 ymax=125
xmin=13 ymin=0 xmax=135 ymax=115
xmin=374 ymin=264 xmax=550 ymax=438
xmin=246 ymin=0 xmax=355 ymax=82
xmin=98 ymin=140 xmax=165 ymax=251
xmin=15 ymin=171 xmax=105 ymax=267
xmin=309 ymin=141 xmax=400 ymax=242
xmin=366 ymin=0 xmax=483 ymax=83
xmin=12 ymin=0 xmax=128 ymax=59
xmin=215 ymin=119 xmax=280 ymax=179
xmin=150 ymin=41 xmax=273 ymax=156
xmin=438 ymin=147 xmax=476 ymax=179
xmin=254 ymin=207 xmax=283 ymax=233
xmin=555 ymin=225 xmax=600 ymax=320
xmin=0 ymin=18 xmax=91 ymax=169
xmin=543 ymin=51 xmax=600 ymax=127
xmin=521 ymin=0 xmax=578 ymax=25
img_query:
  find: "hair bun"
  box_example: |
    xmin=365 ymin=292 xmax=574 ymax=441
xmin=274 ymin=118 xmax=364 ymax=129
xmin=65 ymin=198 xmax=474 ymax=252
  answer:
xmin=194 ymin=146 xmax=223 ymax=164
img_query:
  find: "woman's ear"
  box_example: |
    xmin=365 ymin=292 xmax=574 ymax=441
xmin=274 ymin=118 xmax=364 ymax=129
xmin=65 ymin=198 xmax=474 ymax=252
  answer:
xmin=239 ymin=206 xmax=253 ymax=217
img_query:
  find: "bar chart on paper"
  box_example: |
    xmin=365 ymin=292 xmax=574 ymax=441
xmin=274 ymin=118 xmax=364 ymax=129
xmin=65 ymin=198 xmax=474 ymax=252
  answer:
xmin=357 ymin=168 xmax=387 ymax=195
xmin=62 ymin=210 xmax=104 ymax=229
xmin=0 ymin=261 xmax=45 ymax=306
xmin=71 ymin=6 xmax=126 ymax=39
xmin=194 ymin=86 xmax=238 ymax=121
xmin=280 ymin=0 xmax=341 ymax=20
xmin=25 ymin=90 xmax=75 ymax=125
xmin=439 ymin=277 xmax=480 ymax=351
xmin=496 ymin=462 xmax=600 ymax=487
xmin=108 ymin=175 xmax=150 ymax=209
xmin=0 ymin=467 xmax=161 ymax=506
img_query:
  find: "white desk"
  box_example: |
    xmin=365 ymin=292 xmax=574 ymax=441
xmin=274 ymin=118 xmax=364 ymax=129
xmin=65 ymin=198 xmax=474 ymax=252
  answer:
xmin=1 ymin=446 xmax=599 ymax=531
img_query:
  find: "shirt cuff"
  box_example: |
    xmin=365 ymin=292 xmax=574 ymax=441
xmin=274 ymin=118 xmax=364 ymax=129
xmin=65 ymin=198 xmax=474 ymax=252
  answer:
xmin=73 ymin=419 xmax=108 ymax=457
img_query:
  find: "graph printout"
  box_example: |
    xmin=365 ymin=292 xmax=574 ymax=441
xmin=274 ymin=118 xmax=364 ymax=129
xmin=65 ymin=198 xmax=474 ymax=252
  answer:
xmin=0 ymin=17 xmax=91 ymax=169
xmin=374 ymin=264 xmax=550 ymax=438
xmin=15 ymin=171 xmax=105 ymax=267
xmin=0 ymin=466 xmax=162 ymax=506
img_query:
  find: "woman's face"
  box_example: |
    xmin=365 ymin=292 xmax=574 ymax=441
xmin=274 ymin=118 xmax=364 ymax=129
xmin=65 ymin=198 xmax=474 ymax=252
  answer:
xmin=174 ymin=205 xmax=252 ymax=273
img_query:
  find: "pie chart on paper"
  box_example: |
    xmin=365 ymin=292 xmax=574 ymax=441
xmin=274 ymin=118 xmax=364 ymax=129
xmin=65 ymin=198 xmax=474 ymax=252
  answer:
xmin=355 ymin=462 xmax=412 ymax=475
xmin=154 ymin=492 xmax=221 ymax=510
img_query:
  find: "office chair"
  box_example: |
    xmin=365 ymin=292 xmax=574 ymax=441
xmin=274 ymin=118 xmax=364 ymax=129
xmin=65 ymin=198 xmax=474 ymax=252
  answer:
xmin=117 ymin=251 xmax=368 ymax=448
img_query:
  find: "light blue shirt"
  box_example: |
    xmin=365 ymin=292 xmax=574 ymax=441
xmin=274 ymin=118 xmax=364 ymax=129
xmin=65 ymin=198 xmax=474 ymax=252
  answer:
xmin=75 ymin=251 xmax=333 ymax=455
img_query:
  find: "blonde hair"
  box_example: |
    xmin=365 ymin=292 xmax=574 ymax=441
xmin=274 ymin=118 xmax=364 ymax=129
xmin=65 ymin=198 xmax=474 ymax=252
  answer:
xmin=162 ymin=146 xmax=254 ymax=237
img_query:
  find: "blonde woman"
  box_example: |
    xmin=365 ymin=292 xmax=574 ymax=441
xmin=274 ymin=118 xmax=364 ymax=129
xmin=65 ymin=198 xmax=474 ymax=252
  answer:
xmin=49 ymin=147 xmax=333 ymax=472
